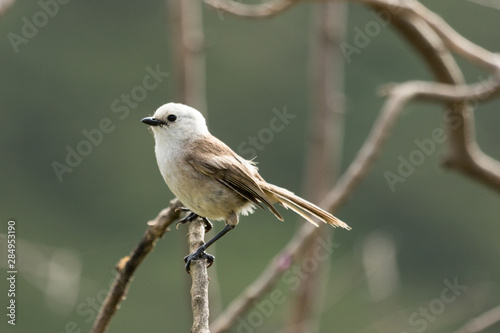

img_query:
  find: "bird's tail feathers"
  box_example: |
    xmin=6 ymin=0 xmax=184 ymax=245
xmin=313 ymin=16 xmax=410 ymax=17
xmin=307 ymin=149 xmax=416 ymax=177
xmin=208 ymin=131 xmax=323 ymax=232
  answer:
xmin=263 ymin=183 xmax=351 ymax=230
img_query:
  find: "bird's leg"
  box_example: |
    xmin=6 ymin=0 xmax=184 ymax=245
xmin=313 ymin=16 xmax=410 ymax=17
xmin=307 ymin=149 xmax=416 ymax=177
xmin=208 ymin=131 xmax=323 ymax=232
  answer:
xmin=184 ymin=224 xmax=234 ymax=274
xmin=175 ymin=208 xmax=213 ymax=232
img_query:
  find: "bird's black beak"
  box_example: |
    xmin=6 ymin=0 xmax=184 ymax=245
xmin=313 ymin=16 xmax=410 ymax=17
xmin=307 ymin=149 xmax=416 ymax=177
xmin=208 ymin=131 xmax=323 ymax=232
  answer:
xmin=141 ymin=117 xmax=164 ymax=126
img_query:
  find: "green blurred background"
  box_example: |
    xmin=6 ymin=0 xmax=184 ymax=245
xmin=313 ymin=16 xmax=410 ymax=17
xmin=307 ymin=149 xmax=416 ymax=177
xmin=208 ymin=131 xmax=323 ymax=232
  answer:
xmin=1 ymin=0 xmax=499 ymax=332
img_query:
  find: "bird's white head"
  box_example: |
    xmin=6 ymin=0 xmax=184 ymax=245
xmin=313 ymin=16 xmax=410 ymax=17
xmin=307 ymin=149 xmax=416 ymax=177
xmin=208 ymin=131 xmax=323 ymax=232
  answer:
xmin=141 ymin=103 xmax=210 ymax=144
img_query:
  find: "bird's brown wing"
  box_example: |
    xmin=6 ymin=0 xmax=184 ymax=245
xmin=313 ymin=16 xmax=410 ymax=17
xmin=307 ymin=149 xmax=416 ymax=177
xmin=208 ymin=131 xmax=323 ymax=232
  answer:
xmin=185 ymin=137 xmax=283 ymax=221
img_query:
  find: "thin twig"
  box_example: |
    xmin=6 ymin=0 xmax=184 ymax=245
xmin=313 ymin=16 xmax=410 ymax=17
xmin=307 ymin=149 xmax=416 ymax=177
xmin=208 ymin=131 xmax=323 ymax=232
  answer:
xmin=187 ymin=218 xmax=211 ymax=333
xmin=90 ymin=199 xmax=183 ymax=333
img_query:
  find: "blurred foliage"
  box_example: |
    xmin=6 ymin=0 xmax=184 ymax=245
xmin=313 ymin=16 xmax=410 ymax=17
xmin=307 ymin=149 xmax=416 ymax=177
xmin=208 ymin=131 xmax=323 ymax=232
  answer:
xmin=0 ymin=0 xmax=499 ymax=332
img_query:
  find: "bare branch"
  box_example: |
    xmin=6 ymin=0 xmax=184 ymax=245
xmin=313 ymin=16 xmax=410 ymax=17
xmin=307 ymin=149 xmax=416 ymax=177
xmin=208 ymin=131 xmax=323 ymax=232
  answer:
xmin=321 ymin=78 xmax=500 ymax=210
xmin=91 ymin=199 xmax=183 ymax=333
xmin=379 ymin=79 xmax=500 ymax=104
xmin=367 ymin=1 xmax=500 ymax=193
xmin=409 ymin=0 xmax=500 ymax=71
xmin=188 ymin=219 xmax=211 ymax=333
xmin=202 ymin=0 xmax=300 ymax=18
xmin=322 ymin=79 xmax=500 ymax=210
xmin=353 ymin=0 xmax=500 ymax=70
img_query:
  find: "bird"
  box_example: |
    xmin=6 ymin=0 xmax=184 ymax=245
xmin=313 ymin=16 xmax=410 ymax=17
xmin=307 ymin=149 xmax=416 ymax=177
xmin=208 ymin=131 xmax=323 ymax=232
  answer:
xmin=141 ymin=103 xmax=351 ymax=273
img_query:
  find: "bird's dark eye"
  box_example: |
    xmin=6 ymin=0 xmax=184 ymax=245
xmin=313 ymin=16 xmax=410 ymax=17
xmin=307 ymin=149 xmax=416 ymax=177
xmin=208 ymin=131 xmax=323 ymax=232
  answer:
xmin=167 ymin=114 xmax=177 ymax=122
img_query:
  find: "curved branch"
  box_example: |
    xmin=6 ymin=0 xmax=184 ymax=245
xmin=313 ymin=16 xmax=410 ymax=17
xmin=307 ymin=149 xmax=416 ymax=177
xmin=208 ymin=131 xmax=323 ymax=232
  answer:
xmin=409 ymin=0 xmax=500 ymax=71
xmin=379 ymin=79 xmax=500 ymax=104
xmin=353 ymin=0 xmax=500 ymax=71
xmin=367 ymin=1 xmax=500 ymax=192
xmin=91 ymin=199 xmax=183 ymax=333
xmin=202 ymin=0 xmax=300 ymax=18
xmin=323 ymin=75 xmax=500 ymax=210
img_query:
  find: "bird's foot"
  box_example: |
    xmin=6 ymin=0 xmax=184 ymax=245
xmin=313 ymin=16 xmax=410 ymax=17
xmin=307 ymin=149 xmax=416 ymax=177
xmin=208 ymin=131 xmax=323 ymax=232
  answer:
xmin=184 ymin=248 xmax=215 ymax=274
xmin=175 ymin=210 xmax=213 ymax=233
xmin=175 ymin=211 xmax=198 ymax=229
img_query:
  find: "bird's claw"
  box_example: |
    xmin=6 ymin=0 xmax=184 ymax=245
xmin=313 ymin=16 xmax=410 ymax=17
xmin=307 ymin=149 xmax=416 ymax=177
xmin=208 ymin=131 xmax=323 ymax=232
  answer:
xmin=175 ymin=211 xmax=198 ymax=230
xmin=175 ymin=211 xmax=213 ymax=233
xmin=184 ymin=249 xmax=215 ymax=274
